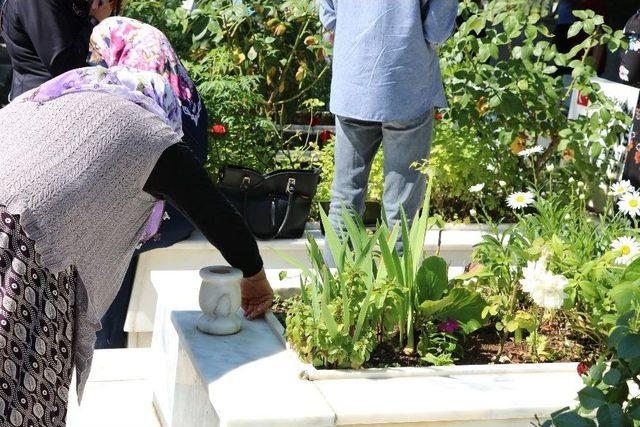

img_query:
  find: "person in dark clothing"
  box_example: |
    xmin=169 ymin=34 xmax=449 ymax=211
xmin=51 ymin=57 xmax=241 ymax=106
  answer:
xmin=0 ymin=0 xmax=113 ymax=99
xmin=621 ymin=10 xmax=640 ymax=188
xmin=88 ymin=17 xmax=211 ymax=348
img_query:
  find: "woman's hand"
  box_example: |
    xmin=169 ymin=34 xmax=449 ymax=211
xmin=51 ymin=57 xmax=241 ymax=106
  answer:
xmin=241 ymin=269 xmax=274 ymax=320
xmin=90 ymin=0 xmax=113 ymax=22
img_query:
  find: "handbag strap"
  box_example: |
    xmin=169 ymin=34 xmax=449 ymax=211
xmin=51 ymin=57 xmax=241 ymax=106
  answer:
xmin=239 ymin=176 xmax=300 ymax=240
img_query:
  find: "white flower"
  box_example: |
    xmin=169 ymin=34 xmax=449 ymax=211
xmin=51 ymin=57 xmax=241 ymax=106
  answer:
xmin=611 ymin=180 xmax=633 ymax=198
xmin=569 ymin=177 xmax=575 ymax=184
xmin=611 ymin=236 xmax=640 ymax=265
xmin=607 ymin=171 xmax=618 ymax=180
xmin=469 ymin=183 xmax=485 ymax=193
xmin=518 ymin=145 xmax=544 ymax=158
xmin=499 ymin=180 xmax=507 ymax=187
xmin=577 ymin=181 xmax=585 ymax=188
xmin=470 ymin=209 xmax=478 ymax=217
xmin=620 ymin=65 xmax=630 ymax=81
xmin=564 ymin=213 xmax=571 ymax=220
xmin=579 ymin=194 xmax=586 ymax=200
xmin=520 ymin=257 xmax=568 ymax=309
xmin=546 ymin=164 xmax=555 ymax=172
xmin=507 ymin=191 xmax=535 ymax=210
xmin=630 ymin=39 xmax=640 ymax=52
xmin=618 ymin=192 xmax=640 ymax=218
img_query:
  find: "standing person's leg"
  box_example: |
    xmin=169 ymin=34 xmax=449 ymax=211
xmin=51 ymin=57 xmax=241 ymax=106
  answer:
xmin=381 ymin=109 xmax=434 ymax=231
xmin=328 ymin=116 xmax=383 ymax=229
xmin=325 ymin=116 xmax=382 ymax=263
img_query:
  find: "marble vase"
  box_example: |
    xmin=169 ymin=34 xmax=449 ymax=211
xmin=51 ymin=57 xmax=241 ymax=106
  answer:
xmin=196 ymin=266 xmax=242 ymax=335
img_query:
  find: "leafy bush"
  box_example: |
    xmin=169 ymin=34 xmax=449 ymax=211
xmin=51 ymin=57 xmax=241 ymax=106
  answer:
xmin=544 ymin=262 xmax=640 ymax=426
xmin=280 ymin=178 xmax=486 ymax=368
xmin=436 ymin=0 xmax=630 ymax=219
xmin=464 ymin=174 xmax=640 ymax=363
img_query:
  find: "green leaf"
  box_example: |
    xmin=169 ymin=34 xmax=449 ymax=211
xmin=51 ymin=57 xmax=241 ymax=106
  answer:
xmin=596 ymin=404 xmax=631 ymax=427
xmin=568 ymin=22 xmax=583 ymax=38
xmin=420 ymin=288 xmax=487 ymax=324
xmin=415 ymin=256 xmax=449 ymax=303
xmin=603 ymin=368 xmax=621 ymax=386
xmin=552 ymin=411 xmax=596 ymax=427
xmin=616 ymin=334 xmax=640 ymax=359
xmin=578 ymin=386 xmax=606 ymax=410
xmin=609 ymin=283 xmax=640 ymax=313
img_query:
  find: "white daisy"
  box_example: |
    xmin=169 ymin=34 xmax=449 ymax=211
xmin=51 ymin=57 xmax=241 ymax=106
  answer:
xmin=469 ymin=183 xmax=485 ymax=193
xmin=611 ymin=237 xmax=640 ymax=265
xmin=470 ymin=209 xmax=477 ymax=217
xmin=546 ymin=164 xmax=555 ymax=172
xmin=507 ymin=191 xmax=535 ymax=209
xmin=611 ymin=180 xmax=633 ymax=198
xmin=518 ymin=145 xmax=544 ymax=158
xmin=618 ymin=192 xmax=640 ymax=218
xmin=498 ymin=180 xmax=507 ymax=187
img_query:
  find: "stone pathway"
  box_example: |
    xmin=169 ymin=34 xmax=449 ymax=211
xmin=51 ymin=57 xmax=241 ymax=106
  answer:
xmin=67 ymin=348 xmax=161 ymax=427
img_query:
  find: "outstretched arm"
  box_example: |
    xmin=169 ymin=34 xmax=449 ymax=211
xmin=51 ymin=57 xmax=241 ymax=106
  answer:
xmin=421 ymin=0 xmax=459 ymax=46
xmin=144 ymin=143 xmax=272 ymax=319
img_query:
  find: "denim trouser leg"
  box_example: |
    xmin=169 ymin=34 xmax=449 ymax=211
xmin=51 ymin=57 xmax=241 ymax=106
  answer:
xmin=325 ymin=111 xmax=433 ymax=262
xmin=328 ymin=116 xmax=383 ymax=228
xmin=381 ymin=110 xmax=434 ymax=229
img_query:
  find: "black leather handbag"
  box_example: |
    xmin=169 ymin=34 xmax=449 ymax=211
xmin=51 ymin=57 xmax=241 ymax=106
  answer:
xmin=218 ymin=165 xmax=321 ymax=240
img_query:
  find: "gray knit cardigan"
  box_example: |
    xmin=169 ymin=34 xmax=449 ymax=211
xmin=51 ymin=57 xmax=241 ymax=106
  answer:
xmin=0 ymin=92 xmax=180 ymax=398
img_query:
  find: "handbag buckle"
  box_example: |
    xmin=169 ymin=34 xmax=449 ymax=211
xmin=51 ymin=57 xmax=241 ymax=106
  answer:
xmin=240 ymin=176 xmax=251 ymax=191
xmin=286 ymin=178 xmax=296 ymax=195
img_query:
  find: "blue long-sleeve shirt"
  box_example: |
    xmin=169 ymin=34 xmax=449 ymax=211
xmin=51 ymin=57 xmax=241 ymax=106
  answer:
xmin=318 ymin=0 xmax=458 ymax=122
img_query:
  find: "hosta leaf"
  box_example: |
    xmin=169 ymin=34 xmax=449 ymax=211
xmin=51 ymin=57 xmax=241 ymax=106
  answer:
xmin=420 ymin=288 xmax=486 ymax=324
xmin=415 ymin=256 xmax=449 ymax=303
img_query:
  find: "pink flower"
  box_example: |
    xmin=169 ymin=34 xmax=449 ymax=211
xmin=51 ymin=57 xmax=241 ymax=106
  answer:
xmin=437 ymin=319 xmax=460 ymax=334
xmin=210 ymin=124 xmax=227 ymax=135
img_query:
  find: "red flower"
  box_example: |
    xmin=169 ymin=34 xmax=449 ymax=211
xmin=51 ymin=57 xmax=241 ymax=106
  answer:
xmin=319 ymin=130 xmax=333 ymax=142
xmin=437 ymin=319 xmax=460 ymax=334
xmin=210 ymin=124 xmax=227 ymax=135
xmin=577 ymin=362 xmax=590 ymax=376
xmin=434 ymin=111 xmax=444 ymax=120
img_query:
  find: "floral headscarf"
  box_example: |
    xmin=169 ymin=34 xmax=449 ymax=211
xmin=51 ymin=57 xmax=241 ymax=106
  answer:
xmin=89 ymin=16 xmax=202 ymax=124
xmin=18 ymin=65 xmax=183 ymax=242
xmin=20 ymin=66 xmax=183 ymax=135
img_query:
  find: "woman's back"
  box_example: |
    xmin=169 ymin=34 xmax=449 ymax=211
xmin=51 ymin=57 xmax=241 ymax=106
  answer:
xmin=0 ymin=91 xmax=179 ymax=392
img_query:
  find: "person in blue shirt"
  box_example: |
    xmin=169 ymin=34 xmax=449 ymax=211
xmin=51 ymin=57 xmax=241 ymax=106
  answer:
xmin=318 ymin=0 xmax=458 ymax=234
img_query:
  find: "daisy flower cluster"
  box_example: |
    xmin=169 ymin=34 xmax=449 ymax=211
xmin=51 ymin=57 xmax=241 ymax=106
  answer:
xmin=519 ymin=256 xmax=568 ymax=309
xmin=611 ymin=180 xmax=640 ymax=218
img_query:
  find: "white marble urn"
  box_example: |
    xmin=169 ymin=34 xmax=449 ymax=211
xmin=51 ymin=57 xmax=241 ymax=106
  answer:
xmin=196 ymin=266 xmax=242 ymax=335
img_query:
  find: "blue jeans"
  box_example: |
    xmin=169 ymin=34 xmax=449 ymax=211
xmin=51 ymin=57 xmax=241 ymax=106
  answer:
xmin=328 ymin=110 xmax=434 ymax=236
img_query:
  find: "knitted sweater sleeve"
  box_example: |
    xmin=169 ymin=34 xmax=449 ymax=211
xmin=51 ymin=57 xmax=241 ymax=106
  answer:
xmin=143 ymin=143 xmax=264 ymax=278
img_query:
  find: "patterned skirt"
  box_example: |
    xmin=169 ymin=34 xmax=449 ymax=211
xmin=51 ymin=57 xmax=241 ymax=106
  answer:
xmin=0 ymin=206 xmax=76 ymax=427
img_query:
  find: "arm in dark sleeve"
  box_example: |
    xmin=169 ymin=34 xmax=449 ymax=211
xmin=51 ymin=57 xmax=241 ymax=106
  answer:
xmin=144 ymin=143 xmax=264 ymax=278
xmin=18 ymin=0 xmax=94 ymax=76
